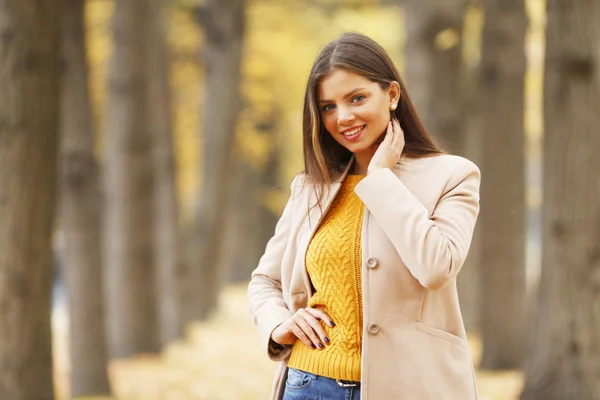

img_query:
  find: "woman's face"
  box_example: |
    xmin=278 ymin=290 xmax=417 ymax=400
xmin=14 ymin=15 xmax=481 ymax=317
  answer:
xmin=318 ymin=68 xmax=398 ymax=158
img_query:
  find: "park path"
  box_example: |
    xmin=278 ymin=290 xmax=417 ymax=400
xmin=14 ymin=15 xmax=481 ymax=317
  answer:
xmin=53 ymin=285 xmax=522 ymax=399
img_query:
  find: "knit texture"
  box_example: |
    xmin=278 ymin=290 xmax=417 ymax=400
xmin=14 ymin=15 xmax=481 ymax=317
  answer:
xmin=287 ymin=174 xmax=365 ymax=381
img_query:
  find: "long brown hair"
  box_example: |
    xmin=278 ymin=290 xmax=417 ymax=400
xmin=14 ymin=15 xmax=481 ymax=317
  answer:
xmin=302 ymin=32 xmax=444 ymax=209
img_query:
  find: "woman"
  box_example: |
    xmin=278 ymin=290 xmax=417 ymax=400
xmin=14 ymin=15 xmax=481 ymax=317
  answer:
xmin=248 ymin=32 xmax=480 ymax=400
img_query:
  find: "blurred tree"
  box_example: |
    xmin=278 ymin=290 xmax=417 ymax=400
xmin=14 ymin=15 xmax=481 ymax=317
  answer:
xmin=456 ymin=1 xmax=484 ymax=332
xmin=220 ymin=10 xmax=284 ymax=284
xmin=59 ymin=0 xmax=111 ymax=395
xmin=479 ymin=0 xmax=527 ymax=369
xmin=0 ymin=0 xmax=62 ymax=398
xmin=104 ymin=0 xmax=160 ymax=356
xmin=148 ymin=0 xmax=186 ymax=345
xmin=521 ymin=0 xmax=600 ymax=398
xmin=223 ymin=114 xmax=280 ymax=284
xmin=187 ymin=0 xmax=246 ymax=321
xmin=400 ymin=0 xmax=483 ymax=331
xmin=401 ymin=0 xmax=466 ymax=154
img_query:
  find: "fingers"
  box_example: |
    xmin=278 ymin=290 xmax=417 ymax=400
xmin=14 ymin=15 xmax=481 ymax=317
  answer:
xmin=394 ymin=118 xmax=403 ymax=138
xmin=305 ymin=307 xmax=335 ymax=328
xmin=304 ymin=308 xmax=334 ymax=345
xmin=368 ymin=118 xmax=404 ymax=174
xmin=288 ymin=321 xmax=316 ymax=349
xmin=292 ymin=316 xmax=322 ymax=349
xmin=297 ymin=309 xmax=329 ymax=349
xmin=391 ymin=118 xmax=404 ymax=150
xmin=290 ymin=308 xmax=335 ymax=350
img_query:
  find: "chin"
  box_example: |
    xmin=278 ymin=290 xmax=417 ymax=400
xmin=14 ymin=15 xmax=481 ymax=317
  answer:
xmin=344 ymin=141 xmax=376 ymax=155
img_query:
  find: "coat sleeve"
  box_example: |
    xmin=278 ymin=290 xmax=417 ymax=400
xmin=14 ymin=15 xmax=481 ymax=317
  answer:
xmin=354 ymin=159 xmax=481 ymax=291
xmin=247 ymin=175 xmax=301 ymax=361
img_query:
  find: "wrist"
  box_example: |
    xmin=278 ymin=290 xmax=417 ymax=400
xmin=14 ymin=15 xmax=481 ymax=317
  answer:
xmin=271 ymin=323 xmax=286 ymax=345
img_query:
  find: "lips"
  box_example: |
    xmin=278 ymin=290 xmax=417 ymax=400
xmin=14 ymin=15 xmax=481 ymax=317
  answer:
xmin=340 ymin=125 xmax=365 ymax=141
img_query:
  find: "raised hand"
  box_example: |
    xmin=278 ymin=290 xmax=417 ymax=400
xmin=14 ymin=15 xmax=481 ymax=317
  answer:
xmin=367 ymin=118 xmax=405 ymax=174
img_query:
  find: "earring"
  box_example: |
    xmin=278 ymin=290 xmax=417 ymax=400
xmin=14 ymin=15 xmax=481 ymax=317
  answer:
xmin=390 ymin=103 xmax=397 ymax=110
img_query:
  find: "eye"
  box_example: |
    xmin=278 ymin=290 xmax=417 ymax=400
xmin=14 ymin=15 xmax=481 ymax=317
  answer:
xmin=351 ymin=95 xmax=366 ymax=103
xmin=321 ymin=104 xmax=335 ymax=112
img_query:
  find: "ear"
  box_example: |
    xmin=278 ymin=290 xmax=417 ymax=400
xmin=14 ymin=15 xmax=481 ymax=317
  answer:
xmin=388 ymin=81 xmax=401 ymax=110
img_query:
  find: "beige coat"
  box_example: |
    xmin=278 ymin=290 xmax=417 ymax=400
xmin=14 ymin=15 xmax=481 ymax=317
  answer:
xmin=248 ymin=154 xmax=481 ymax=400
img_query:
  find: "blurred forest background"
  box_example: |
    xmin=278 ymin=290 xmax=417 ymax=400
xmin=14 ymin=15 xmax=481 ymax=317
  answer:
xmin=0 ymin=0 xmax=598 ymax=399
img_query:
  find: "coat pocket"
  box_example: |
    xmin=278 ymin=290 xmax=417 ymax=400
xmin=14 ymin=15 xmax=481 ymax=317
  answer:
xmin=415 ymin=321 xmax=467 ymax=348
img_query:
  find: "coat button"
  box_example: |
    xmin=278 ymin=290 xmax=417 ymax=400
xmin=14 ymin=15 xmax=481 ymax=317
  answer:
xmin=366 ymin=257 xmax=379 ymax=269
xmin=368 ymin=323 xmax=380 ymax=335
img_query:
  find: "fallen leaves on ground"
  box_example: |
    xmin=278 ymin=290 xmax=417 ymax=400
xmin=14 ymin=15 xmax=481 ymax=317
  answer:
xmin=54 ymin=285 xmax=523 ymax=399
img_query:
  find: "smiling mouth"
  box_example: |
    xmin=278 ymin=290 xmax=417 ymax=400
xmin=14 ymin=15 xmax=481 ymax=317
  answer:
xmin=341 ymin=125 xmax=366 ymax=140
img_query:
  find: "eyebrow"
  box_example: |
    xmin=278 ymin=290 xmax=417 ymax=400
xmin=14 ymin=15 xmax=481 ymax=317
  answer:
xmin=319 ymin=87 xmax=367 ymax=103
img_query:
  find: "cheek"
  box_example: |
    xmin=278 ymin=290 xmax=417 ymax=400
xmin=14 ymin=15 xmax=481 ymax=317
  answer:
xmin=363 ymin=105 xmax=389 ymax=130
xmin=360 ymin=100 xmax=385 ymax=118
xmin=322 ymin=114 xmax=337 ymax=134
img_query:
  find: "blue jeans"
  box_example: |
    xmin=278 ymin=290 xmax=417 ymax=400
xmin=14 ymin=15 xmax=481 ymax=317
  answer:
xmin=283 ymin=367 xmax=361 ymax=400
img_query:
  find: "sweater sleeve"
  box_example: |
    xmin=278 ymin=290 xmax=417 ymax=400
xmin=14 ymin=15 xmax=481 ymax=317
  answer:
xmin=247 ymin=175 xmax=301 ymax=361
xmin=354 ymin=159 xmax=481 ymax=291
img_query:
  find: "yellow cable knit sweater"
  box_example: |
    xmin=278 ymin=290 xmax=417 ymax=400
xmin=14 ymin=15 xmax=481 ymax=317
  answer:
xmin=287 ymin=174 xmax=365 ymax=381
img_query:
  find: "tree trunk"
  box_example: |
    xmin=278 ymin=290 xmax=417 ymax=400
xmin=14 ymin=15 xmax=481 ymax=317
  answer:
xmin=520 ymin=1 xmax=600 ymax=398
xmin=402 ymin=0 xmax=466 ymax=153
xmin=0 ymin=1 xmax=62 ymax=399
xmin=104 ymin=0 xmax=159 ymax=357
xmin=456 ymin=1 xmax=483 ymax=332
xmin=403 ymin=0 xmax=481 ymax=331
xmin=147 ymin=0 xmax=186 ymax=345
xmin=186 ymin=0 xmax=245 ymax=322
xmin=479 ymin=0 xmax=527 ymax=369
xmin=59 ymin=0 xmax=111 ymax=395
xmin=225 ymin=136 xmax=280 ymax=284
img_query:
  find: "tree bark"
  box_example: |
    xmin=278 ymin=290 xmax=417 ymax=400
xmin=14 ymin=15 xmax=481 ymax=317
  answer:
xmin=59 ymin=0 xmax=111 ymax=395
xmin=456 ymin=1 xmax=483 ymax=332
xmin=104 ymin=0 xmax=159 ymax=357
xmin=521 ymin=0 xmax=600 ymax=398
xmin=0 ymin=1 xmax=62 ymax=398
xmin=479 ymin=0 xmax=527 ymax=369
xmin=148 ymin=0 xmax=186 ymax=345
xmin=225 ymin=135 xmax=280 ymax=284
xmin=402 ymin=0 xmax=466 ymax=153
xmin=402 ymin=0 xmax=481 ymax=331
xmin=186 ymin=0 xmax=245 ymax=322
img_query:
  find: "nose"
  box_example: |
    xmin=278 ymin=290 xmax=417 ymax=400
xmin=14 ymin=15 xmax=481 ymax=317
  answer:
xmin=337 ymin=105 xmax=355 ymax=126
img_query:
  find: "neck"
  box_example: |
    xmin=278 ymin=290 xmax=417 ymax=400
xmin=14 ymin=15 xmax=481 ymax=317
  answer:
xmin=351 ymin=152 xmax=372 ymax=175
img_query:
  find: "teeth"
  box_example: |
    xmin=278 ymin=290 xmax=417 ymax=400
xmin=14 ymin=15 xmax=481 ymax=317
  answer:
xmin=343 ymin=126 xmax=364 ymax=136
